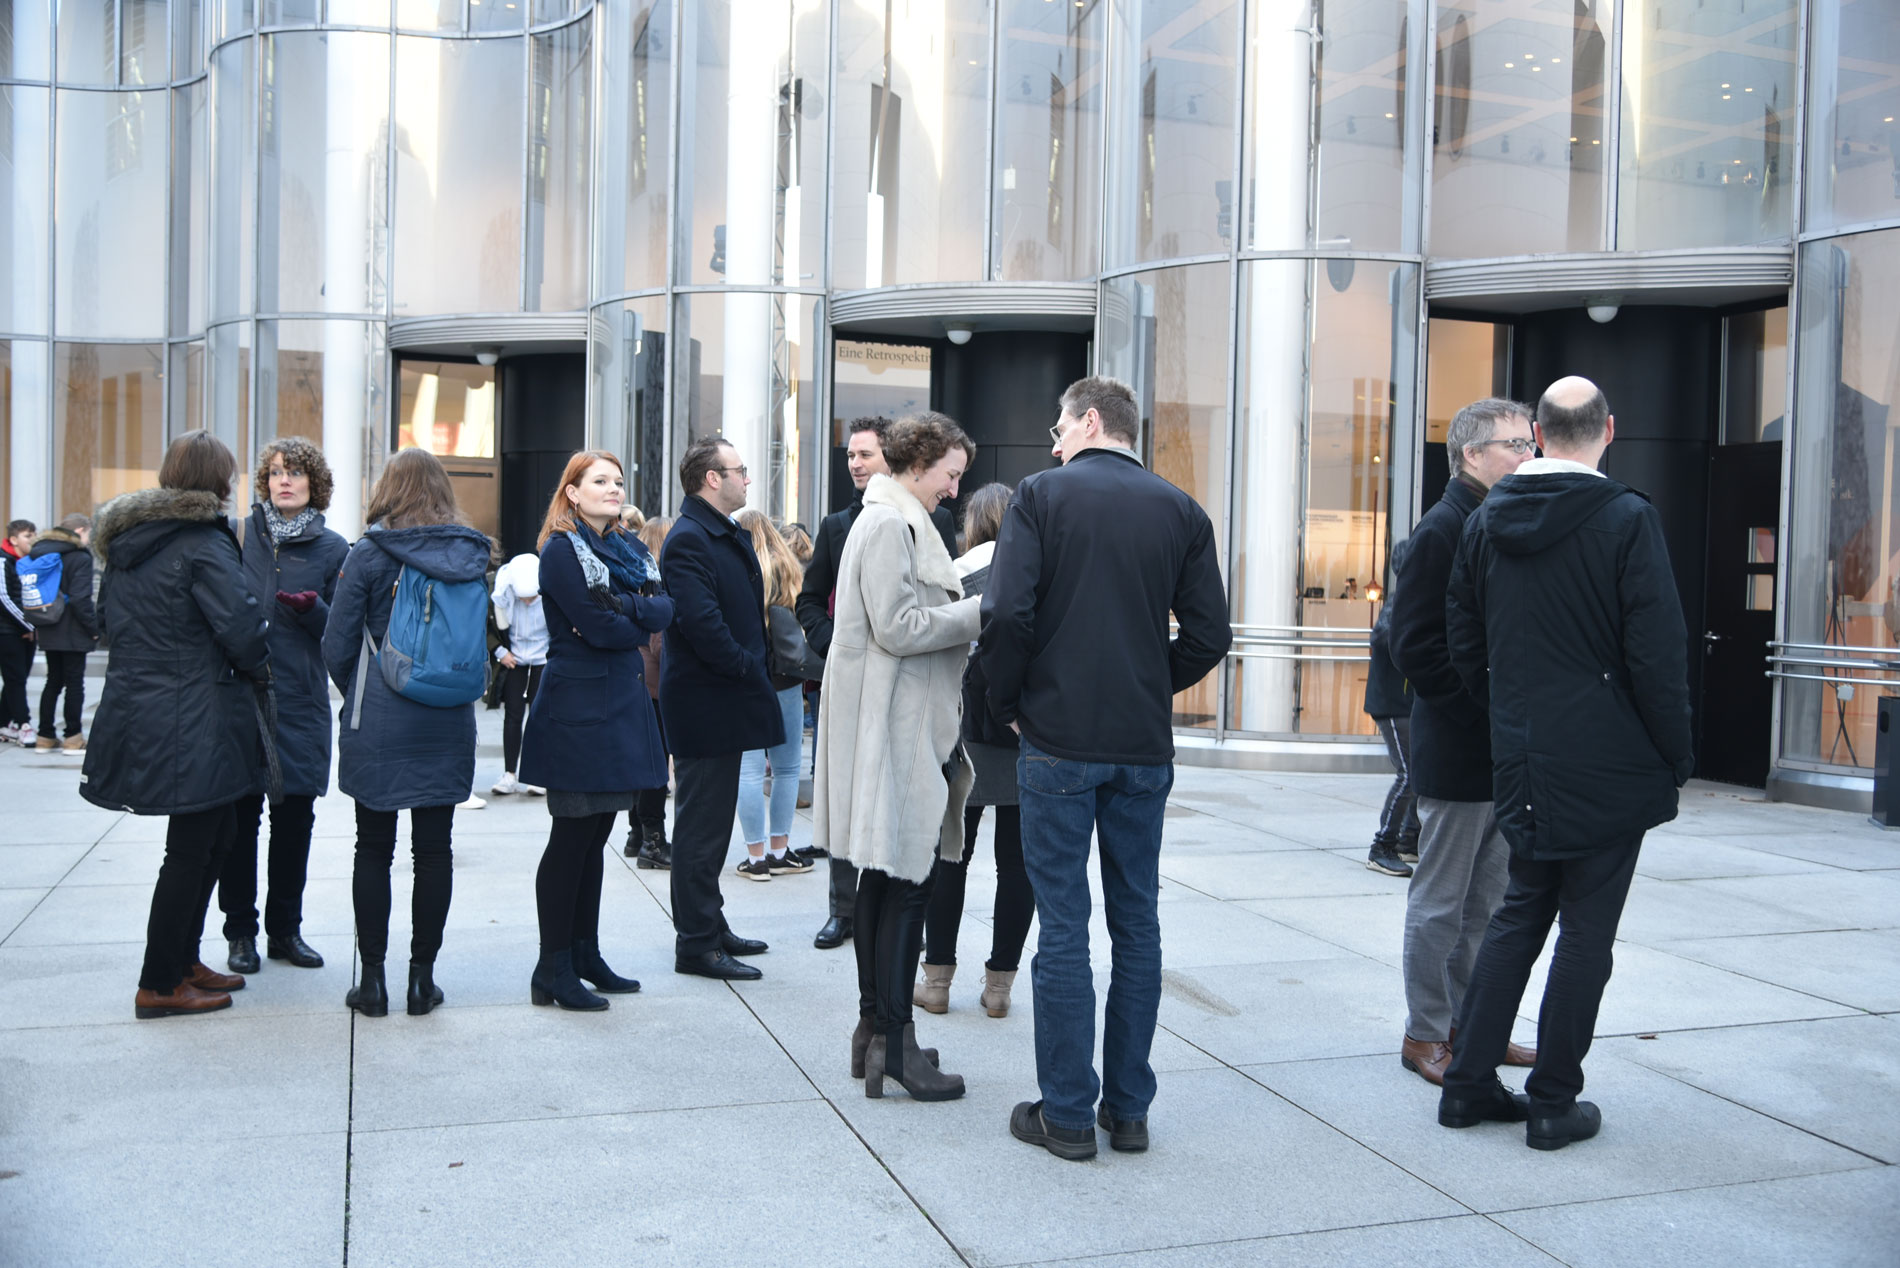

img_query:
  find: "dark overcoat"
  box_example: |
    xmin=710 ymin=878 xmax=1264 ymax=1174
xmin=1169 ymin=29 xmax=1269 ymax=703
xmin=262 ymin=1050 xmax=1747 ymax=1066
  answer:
xmin=242 ymin=504 xmax=349 ymax=798
xmin=658 ymin=495 xmax=784 ymax=759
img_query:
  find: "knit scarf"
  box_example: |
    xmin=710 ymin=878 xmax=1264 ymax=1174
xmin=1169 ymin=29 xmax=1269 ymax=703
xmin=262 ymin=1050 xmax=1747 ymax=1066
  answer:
xmin=566 ymin=520 xmax=657 ymax=601
xmin=262 ymin=500 xmax=319 ymax=546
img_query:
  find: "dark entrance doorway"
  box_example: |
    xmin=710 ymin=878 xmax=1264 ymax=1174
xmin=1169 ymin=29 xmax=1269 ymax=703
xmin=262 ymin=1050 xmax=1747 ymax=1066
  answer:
xmin=1700 ymin=443 xmax=1781 ymax=786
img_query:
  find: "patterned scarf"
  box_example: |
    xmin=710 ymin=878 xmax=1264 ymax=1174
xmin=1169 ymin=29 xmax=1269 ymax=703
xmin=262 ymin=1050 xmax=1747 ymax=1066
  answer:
xmin=262 ymin=500 xmax=319 ymax=546
xmin=566 ymin=520 xmax=657 ymax=601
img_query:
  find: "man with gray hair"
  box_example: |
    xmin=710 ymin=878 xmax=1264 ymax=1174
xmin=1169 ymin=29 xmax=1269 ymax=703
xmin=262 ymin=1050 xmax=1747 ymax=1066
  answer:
xmin=1387 ymin=399 xmax=1539 ymax=1085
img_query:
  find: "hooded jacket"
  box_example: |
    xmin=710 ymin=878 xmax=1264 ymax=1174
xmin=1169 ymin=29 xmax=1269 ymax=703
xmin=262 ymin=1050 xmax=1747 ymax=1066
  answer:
xmin=322 ymin=524 xmax=492 ymax=812
xmin=242 ymin=503 xmax=350 ymax=798
xmin=1447 ymin=469 xmax=1693 ymax=858
xmin=79 ymin=488 xmax=270 ymax=815
xmin=27 ymin=526 xmax=99 ymax=653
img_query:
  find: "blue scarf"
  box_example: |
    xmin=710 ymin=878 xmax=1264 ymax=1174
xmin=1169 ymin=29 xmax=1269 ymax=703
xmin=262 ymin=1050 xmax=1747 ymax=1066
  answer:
xmin=566 ymin=520 xmax=657 ymax=600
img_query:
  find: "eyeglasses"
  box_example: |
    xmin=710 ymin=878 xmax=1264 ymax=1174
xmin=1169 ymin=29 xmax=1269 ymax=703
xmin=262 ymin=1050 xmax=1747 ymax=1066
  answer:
xmin=1473 ymin=437 xmax=1536 ymax=455
xmin=267 ymin=466 xmax=306 ymax=480
xmin=713 ymin=464 xmax=749 ymax=480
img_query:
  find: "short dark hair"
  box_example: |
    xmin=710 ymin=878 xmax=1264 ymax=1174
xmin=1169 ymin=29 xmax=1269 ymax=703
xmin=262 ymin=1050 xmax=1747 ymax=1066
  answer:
xmin=1059 ymin=375 xmax=1140 ymax=445
xmin=158 ymin=430 xmax=238 ymax=502
xmin=844 ymin=416 xmax=890 ymax=446
xmin=1536 ymin=383 xmax=1611 ymax=449
xmin=1446 ymin=398 xmax=1531 ymax=475
xmin=679 ymin=436 xmax=734 ymax=495
xmin=5 ymin=519 xmax=33 ymax=537
xmin=883 ymin=411 xmax=975 ymax=476
xmin=255 ymin=436 xmax=336 ymax=512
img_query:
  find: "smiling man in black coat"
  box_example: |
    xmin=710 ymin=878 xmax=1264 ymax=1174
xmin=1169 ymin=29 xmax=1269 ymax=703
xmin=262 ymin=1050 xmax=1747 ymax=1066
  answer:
xmin=1437 ymin=376 xmax=1692 ymax=1151
xmin=660 ymin=436 xmax=785 ymax=981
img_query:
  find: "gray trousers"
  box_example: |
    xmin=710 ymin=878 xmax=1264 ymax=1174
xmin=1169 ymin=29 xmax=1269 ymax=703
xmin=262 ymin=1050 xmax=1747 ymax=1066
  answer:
xmin=1402 ymin=796 xmax=1508 ymax=1041
xmin=828 ymin=857 xmax=857 ymax=918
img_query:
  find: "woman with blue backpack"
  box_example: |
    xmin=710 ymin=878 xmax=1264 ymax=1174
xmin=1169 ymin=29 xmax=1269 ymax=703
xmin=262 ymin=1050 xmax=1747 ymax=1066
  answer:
xmin=322 ymin=448 xmax=493 ymax=1019
xmin=518 ymin=451 xmax=674 ymax=1010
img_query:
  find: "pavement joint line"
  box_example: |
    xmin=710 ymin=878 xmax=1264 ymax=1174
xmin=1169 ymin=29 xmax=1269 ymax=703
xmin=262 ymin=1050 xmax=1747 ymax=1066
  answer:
xmin=0 ymin=813 xmax=124 ymax=948
xmin=1469 ymin=1160 xmax=1890 ymax=1219
xmin=1622 ymin=1061 xmax=1897 ymax=1166
xmin=343 ymin=952 xmax=361 ymax=1268
xmin=343 ymin=1094 xmax=835 ymax=1138
xmin=979 ymin=1211 xmax=1527 ymax=1268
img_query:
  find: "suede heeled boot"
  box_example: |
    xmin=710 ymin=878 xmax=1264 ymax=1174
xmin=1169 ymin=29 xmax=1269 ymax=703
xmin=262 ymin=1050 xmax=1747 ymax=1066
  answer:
xmin=573 ymin=936 xmax=641 ymax=994
xmin=850 ymin=1012 xmax=939 ymax=1078
xmin=531 ymin=949 xmax=609 ymax=1011
xmin=863 ymin=1022 xmax=964 ymax=1102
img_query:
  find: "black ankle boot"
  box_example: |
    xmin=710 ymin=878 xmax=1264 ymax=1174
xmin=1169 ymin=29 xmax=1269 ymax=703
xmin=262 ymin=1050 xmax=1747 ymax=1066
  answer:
xmin=530 ymin=949 xmax=609 ymax=1011
xmin=635 ymin=825 xmax=671 ymax=870
xmin=572 ymin=937 xmax=640 ymax=994
xmin=406 ymin=961 xmax=444 ymax=1016
xmin=346 ymin=962 xmax=388 ymax=1018
xmin=864 ymin=1022 xmax=963 ymax=1101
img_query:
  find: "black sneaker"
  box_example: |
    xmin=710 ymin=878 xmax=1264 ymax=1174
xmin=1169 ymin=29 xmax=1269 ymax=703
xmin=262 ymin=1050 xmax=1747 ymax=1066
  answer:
xmin=735 ymin=857 xmax=773 ymax=882
xmin=1397 ymin=841 xmax=1420 ymax=863
xmin=1011 ymin=1100 xmax=1097 ymax=1161
xmin=791 ymin=844 xmax=829 ymax=863
xmin=1096 ymin=1104 xmax=1149 ymax=1152
xmin=1366 ymin=843 xmax=1414 ymax=877
xmin=767 ymin=851 xmax=813 ymax=874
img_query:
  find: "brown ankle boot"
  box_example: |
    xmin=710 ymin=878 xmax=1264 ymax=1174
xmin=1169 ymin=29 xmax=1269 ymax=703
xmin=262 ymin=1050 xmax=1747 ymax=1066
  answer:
xmin=980 ymin=968 xmax=1018 ymax=1018
xmin=912 ymin=963 xmax=955 ymax=1014
xmin=135 ymin=982 xmax=233 ymax=1019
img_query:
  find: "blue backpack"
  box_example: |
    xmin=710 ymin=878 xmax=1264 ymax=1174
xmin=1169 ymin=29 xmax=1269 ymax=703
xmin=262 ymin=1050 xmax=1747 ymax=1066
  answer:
xmin=16 ymin=553 xmax=66 ymax=627
xmin=349 ymin=555 xmax=489 ymax=726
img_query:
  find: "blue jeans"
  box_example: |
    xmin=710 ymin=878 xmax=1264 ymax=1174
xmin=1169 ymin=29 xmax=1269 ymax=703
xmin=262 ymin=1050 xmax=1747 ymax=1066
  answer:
xmin=1018 ymin=737 xmax=1173 ymax=1131
xmin=738 ymin=686 xmax=804 ymax=845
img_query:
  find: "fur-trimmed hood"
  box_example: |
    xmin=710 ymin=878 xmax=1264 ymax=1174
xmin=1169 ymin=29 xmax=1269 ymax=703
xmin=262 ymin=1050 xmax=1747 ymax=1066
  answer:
xmin=92 ymin=488 xmax=226 ymax=566
xmin=29 ymin=525 xmax=85 ymax=556
xmin=862 ymin=474 xmax=961 ymax=597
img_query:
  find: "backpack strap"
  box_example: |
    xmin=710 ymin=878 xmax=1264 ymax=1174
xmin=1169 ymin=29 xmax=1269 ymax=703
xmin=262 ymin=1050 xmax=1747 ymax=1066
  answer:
xmin=347 ymin=561 xmax=404 ymax=730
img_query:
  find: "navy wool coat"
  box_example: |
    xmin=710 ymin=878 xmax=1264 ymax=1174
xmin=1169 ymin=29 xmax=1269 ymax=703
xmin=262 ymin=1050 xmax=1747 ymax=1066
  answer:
xmin=518 ymin=532 xmax=675 ymax=793
xmin=242 ymin=504 xmax=349 ymax=798
xmin=321 ymin=524 xmax=492 ymax=812
xmin=658 ymin=495 xmax=785 ymax=759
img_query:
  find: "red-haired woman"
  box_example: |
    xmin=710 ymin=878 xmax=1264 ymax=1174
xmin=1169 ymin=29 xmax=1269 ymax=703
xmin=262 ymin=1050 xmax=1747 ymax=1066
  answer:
xmin=519 ymin=451 xmax=674 ymax=1010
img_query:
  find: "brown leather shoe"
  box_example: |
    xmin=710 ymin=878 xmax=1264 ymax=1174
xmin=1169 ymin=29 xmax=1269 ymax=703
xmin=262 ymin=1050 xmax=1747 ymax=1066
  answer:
xmin=1401 ymin=1035 xmax=1453 ymax=1086
xmin=1503 ymin=1040 xmax=1538 ymax=1067
xmin=135 ymin=983 xmax=233 ymax=1019
xmin=187 ymin=961 xmax=245 ymax=992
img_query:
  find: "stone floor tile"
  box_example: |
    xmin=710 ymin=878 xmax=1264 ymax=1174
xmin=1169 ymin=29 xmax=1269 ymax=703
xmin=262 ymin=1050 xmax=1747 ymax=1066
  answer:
xmin=0 ymin=885 xmax=51 ymax=942
xmin=1658 ymin=928 xmax=1900 ymax=1013
xmin=1233 ymin=893 xmax=1410 ymax=966
xmin=1159 ymin=847 xmax=1403 ymax=902
xmin=0 ymin=840 xmax=93 ymax=887
xmin=1041 ymin=1215 xmax=1563 ymax=1268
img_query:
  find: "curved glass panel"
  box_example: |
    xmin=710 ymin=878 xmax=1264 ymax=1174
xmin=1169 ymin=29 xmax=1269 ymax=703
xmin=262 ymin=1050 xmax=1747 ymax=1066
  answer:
xmin=209 ymin=36 xmax=255 ymax=322
xmin=55 ymin=0 xmax=115 ymax=84
xmin=214 ymin=0 xmax=253 ymax=43
xmin=1805 ymin=0 xmax=1900 ymax=233
xmin=123 ymin=0 xmax=166 ymax=84
xmin=170 ymin=79 xmax=206 ymax=333
xmin=1784 ymin=228 xmax=1900 ymax=769
xmin=168 ymin=337 xmax=203 ymax=433
xmin=1246 ymin=0 xmax=1420 ymax=255
xmin=588 ymin=296 xmax=667 ymax=515
xmin=1099 ymin=262 xmax=1229 ymax=730
xmin=395 ymin=0 xmax=458 ymax=34
xmin=526 ymin=15 xmax=590 ymax=310
xmin=55 ymin=88 xmax=166 ymax=338
xmin=1102 ymin=0 xmax=1239 ymax=269
xmin=260 ymin=31 xmax=389 ymax=315
xmin=594 ymin=0 xmax=669 ymax=294
xmin=392 ymin=34 xmax=524 ymax=315
xmin=53 ymin=340 xmax=164 ymax=510
xmin=1618 ymin=0 xmax=1796 ymax=250
xmin=3 ymin=339 xmax=49 ymax=523
xmin=206 ymin=318 xmax=249 ymax=479
xmin=993 ymin=0 xmax=1103 ymax=281
xmin=3 ymin=0 xmax=53 ymax=79
xmin=327 ymin=0 xmax=391 ymax=26
xmin=470 ymin=0 xmax=526 ymax=33
xmin=831 ymin=0 xmax=987 ymax=289
xmin=1430 ymin=0 xmax=1610 ymax=257
xmin=262 ymin=0 xmax=321 ymax=27
xmin=173 ymin=0 xmax=203 ymax=79
xmin=3 ymin=86 xmax=50 ymax=335
xmin=257 ymin=317 xmax=377 ymax=512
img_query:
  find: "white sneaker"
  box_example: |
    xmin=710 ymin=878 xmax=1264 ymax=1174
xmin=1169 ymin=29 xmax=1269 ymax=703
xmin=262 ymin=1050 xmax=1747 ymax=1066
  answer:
xmin=1 ymin=724 xmax=16 ymax=743
xmin=16 ymin=725 xmax=36 ymax=747
xmin=519 ymin=783 xmax=546 ymax=796
xmin=492 ymin=772 xmax=519 ymax=795
xmin=457 ymin=794 xmax=487 ymax=810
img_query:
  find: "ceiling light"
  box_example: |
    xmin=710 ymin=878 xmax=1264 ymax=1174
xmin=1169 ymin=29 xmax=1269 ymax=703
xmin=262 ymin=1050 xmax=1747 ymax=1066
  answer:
xmin=1734 ymin=158 xmax=1743 ymax=163
xmin=1504 ymin=61 xmax=1515 ymax=68
xmin=1551 ymin=57 xmax=1561 ymax=64
xmin=1745 ymin=87 xmax=1754 ymax=92
xmin=1721 ymin=83 xmax=1730 ymax=89
xmin=945 ymin=322 xmax=974 ymax=345
xmin=1722 ymin=93 xmax=1731 ymax=99
xmin=1532 ymin=65 xmax=1542 ymax=71
xmin=1592 ymin=139 xmax=1600 ymax=145
xmin=1887 ymin=116 xmax=1896 ymax=123
xmin=1570 ymin=136 xmax=1579 ymax=142
xmin=1384 ymin=112 xmax=1394 ymax=118
xmin=1585 ymin=297 xmax=1620 ymax=324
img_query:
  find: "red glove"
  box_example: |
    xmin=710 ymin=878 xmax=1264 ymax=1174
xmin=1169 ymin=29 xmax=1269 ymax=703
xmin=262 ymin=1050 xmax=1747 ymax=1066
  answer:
xmin=276 ymin=590 xmax=318 ymax=614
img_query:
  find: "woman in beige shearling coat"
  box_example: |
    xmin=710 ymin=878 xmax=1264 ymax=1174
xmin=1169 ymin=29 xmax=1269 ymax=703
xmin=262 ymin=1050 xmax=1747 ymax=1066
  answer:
xmin=813 ymin=413 xmax=979 ymax=1102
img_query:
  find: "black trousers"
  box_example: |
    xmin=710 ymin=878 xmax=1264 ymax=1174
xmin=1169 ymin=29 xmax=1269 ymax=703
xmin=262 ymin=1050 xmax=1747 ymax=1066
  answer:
xmin=0 ymin=631 xmax=32 ymax=726
xmin=854 ymin=867 xmax=931 ymax=1035
xmin=669 ymin=752 xmax=741 ymax=957
xmin=1372 ymin=716 xmax=1419 ymax=850
xmin=632 ymin=697 xmax=668 ymax=838
xmin=218 ymin=793 xmax=317 ymax=939
xmin=536 ymin=812 xmax=614 ymax=955
xmin=39 ymin=648 xmax=86 ymax=738
xmin=500 ymin=662 xmax=543 ymax=774
xmin=140 ymin=800 xmax=241 ymax=992
xmin=1444 ymin=837 xmax=1644 ymax=1113
xmin=923 ymin=803 xmax=1034 ymax=972
xmin=352 ymin=803 xmax=455 ymax=966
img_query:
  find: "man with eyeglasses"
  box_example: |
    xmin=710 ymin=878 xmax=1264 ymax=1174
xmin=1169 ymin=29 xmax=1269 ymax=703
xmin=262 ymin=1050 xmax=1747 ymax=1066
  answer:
xmin=660 ymin=436 xmax=784 ymax=981
xmin=1387 ymin=398 xmax=1539 ymax=1088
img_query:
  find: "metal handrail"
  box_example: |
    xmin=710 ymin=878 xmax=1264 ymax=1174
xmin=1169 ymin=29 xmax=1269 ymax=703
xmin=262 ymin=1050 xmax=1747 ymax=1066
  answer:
xmin=1767 ymin=641 xmax=1898 ymax=657
xmin=1767 ymin=654 xmax=1900 ymax=673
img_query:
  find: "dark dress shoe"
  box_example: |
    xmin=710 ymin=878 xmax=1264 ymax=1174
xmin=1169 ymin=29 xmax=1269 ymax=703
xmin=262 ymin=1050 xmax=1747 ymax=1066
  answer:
xmin=227 ymin=937 xmax=261 ymax=975
xmin=406 ymin=962 xmax=444 ymax=1015
xmin=1400 ymin=1035 xmax=1452 ymax=1086
xmin=267 ymin=933 xmax=324 ymax=969
xmin=1438 ymin=1079 xmax=1531 ymax=1128
xmin=135 ymin=983 xmax=233 ymax=1019
xmin=188 ymin=961 xmax=245 ymax=992
xmin=1096 ymin=1105 xmax=1149 ymax=1152
xmin=346 ymin=963 xmax=389 ymax=1017
xmin=1528 ymin=1100 xmax=1601 ymax=1151
xmin=814 ymin=916 xmax=853 ymax=950
xmin=674 ymin=950 xmax=762 ymax=981
xmin=720 ymin=931 xmax=768 ymax=957
xmin=1010 ymin=1100 xmax=1096 ymax=1161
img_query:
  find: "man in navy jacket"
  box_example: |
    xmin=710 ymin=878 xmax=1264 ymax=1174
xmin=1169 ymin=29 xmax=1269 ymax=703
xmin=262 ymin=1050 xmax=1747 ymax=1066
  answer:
xmin=660 ymin=437 xmax=785 ymax=981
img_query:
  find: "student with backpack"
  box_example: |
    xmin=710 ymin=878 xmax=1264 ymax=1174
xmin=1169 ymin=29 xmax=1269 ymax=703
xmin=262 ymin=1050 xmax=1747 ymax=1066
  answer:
xmin=1 ymin=519 xmax=36 ymax=745
xmin=22 ymin=512 xmax=99 ymax=751
xmin=322 ymin=448 xmax=492 ymax=1020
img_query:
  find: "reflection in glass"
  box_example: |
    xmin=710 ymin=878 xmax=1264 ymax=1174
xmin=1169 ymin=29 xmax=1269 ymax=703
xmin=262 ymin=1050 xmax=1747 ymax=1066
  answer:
xmin=1618 ymin=0 xmax=1796 ymax=249
xmin=1099 ymin=263 xmax=1229 ymax=729
xmin=393 ymin=35 xmax=525 ymax=314
xmin=1805 ymin=0 xmax=1900 ymax=233
xmin=122 ymin=0 xmax=166 ymax=85
xmin=326 ymin=0 xmax=391 ymax=25
xmin=168 ymin=337 xmax=204 ymax=436
xmin=171 ymin=80 xmax=208 ymax=333
xmin=4 ymin=339 xmax=49 ymax=523
xmin=3 ymin=86 xmax=50 ymax=335
xmin=588 ymin=297 xmax=667 ymax=516
xmin=262 ymin=0 xmax=320 ymax=26
xmin=258 ymin=317 xmax=376 ymax=511
xmin=396 ymin=358 xmax=496 ymax=457
xmin=594 ymin=0 xmax=670 ymax=294
xmin=210 ymin=37 xmax=256 ymax=322
xmin=832 ymin=338 xmax=930 ymax=430
xmin=527 ymin=17 xmax=591 ymax=311
xmin=53 ymin=341 xmax=165 ymax=511
xmin=3 ymin=0 xmax=52 ymax=79
xmin=1721 ymin=307 xmax=1788 ymax=446
xmin=1102 ymin=0 xmax=1239 ymax=269
xmin=1431 ymin=0 xmax=1609 ymax=257
xmin=993 ymin=0 xmax=1103 ymax=281
xmin=55 ymin=0 xmax=114 ymax=84
xmin=469 ymin=0 xmax=525 ymax=33
xmin=260 ymin=32 xmax=390 ymax=315
xmin=56 ymin=89 xmax=167 ymax=338
xmin=207 ymin=319 xmax=250 ymax=483
xmin=214 ymin=0 xmax=253 ymax=43
xmin=173 ymin=0 xmax=202 ymax=78
xmin=394 ymin=0 xmax=458 ymax=33
xmin=832 ymin=0 xmax=988 ymax=288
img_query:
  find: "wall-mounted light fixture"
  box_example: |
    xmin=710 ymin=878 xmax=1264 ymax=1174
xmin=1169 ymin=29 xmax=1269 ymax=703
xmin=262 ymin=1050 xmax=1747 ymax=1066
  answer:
xmin=945 ymin=323 xmax=974 ymax=345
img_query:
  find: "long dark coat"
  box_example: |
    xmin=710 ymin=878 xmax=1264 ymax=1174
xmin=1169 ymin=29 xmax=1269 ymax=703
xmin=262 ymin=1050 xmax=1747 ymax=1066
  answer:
xmin=79 ymin=488 xmax=270 ymax=815
xmin=658 ymin=495 xmax=784 ymax=759
xmin=242 ymin=504 xmax=349 ymax=799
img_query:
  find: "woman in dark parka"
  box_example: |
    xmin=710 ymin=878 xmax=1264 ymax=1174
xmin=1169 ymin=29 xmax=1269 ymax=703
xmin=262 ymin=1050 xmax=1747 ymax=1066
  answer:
xmin=322 ymin=448 xmax=492 ymax=1020
xmin=217 ymin=437 xmax=350 ymax=976
xmin=82 ymin=431 xmax=271 ymax=1020
xmin=519 ymin=451 xmax=674 ymax=1010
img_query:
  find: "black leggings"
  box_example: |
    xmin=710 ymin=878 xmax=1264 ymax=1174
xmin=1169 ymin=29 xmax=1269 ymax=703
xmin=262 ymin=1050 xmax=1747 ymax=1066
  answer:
xmin=140 ymin=800 xmax=241 ymax=992
xmin=0 ymin=631 xmax=31 ymax=726
xmin=631 ymin=696 xmax=669 ymax=837
xmin=352 ymin=803 xmax=455 ymax=966
xmin=536 ymin=811 xmax=615 ymax=955
xmin=39 ymin=648 xmax=85 ymax=738
xmin=854 ymin=868 xmax=932 ymax=1036
xmin=922 ymin=803 xmax=1034 ymax=972
xmin=500 ymin=662 xmax=543 ymax=773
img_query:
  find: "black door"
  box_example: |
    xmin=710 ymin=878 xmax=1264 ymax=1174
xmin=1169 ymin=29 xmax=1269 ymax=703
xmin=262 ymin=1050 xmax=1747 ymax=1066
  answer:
xmin=1698 ymin=441 xmax=1781 ymax=786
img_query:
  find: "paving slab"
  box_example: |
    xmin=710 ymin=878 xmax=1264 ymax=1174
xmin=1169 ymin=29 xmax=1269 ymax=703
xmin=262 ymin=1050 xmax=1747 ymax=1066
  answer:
xmin=1585 ymin=942 xmax=1859 ymax=1035
xmin=1160 ymin=846 xmax=1402 ymax=902
xmin=1658 ymin=928 xmax=1900 ymax=1013
xmin=1630 ymin=834 xmax=1836 ymax=881
xmin=0 ymin=840 xmax=93 ymax=887
xmin=1043 ymin=1215 xmax=1564 ymax=1268
xmin=1234 ymin=892 xmax=1410 ymax=966
xmin=0 ymin=885 xmax=49 ymax=943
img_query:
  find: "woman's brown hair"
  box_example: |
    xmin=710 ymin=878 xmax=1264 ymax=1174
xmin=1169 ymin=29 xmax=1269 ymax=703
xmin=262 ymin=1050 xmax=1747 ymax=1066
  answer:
xmin=159 ymin=430 xmax=238 ymax=502
xmin=364 ymin=447 xmax=466 ymax=530
xmin=882 ymin=410 xmax=976 ymax=475
xmin=736 ymin=509 xmax=802 ymax=610
xmin=253 ymin=436 xmax=335 ymax=512
xmin=958 ymin=482 xmax=1012 ymax=554
xmin=637 ymin=515 xmax=672 ymax=563
xmin=537 ymin=450 xmax=627 ymax=550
